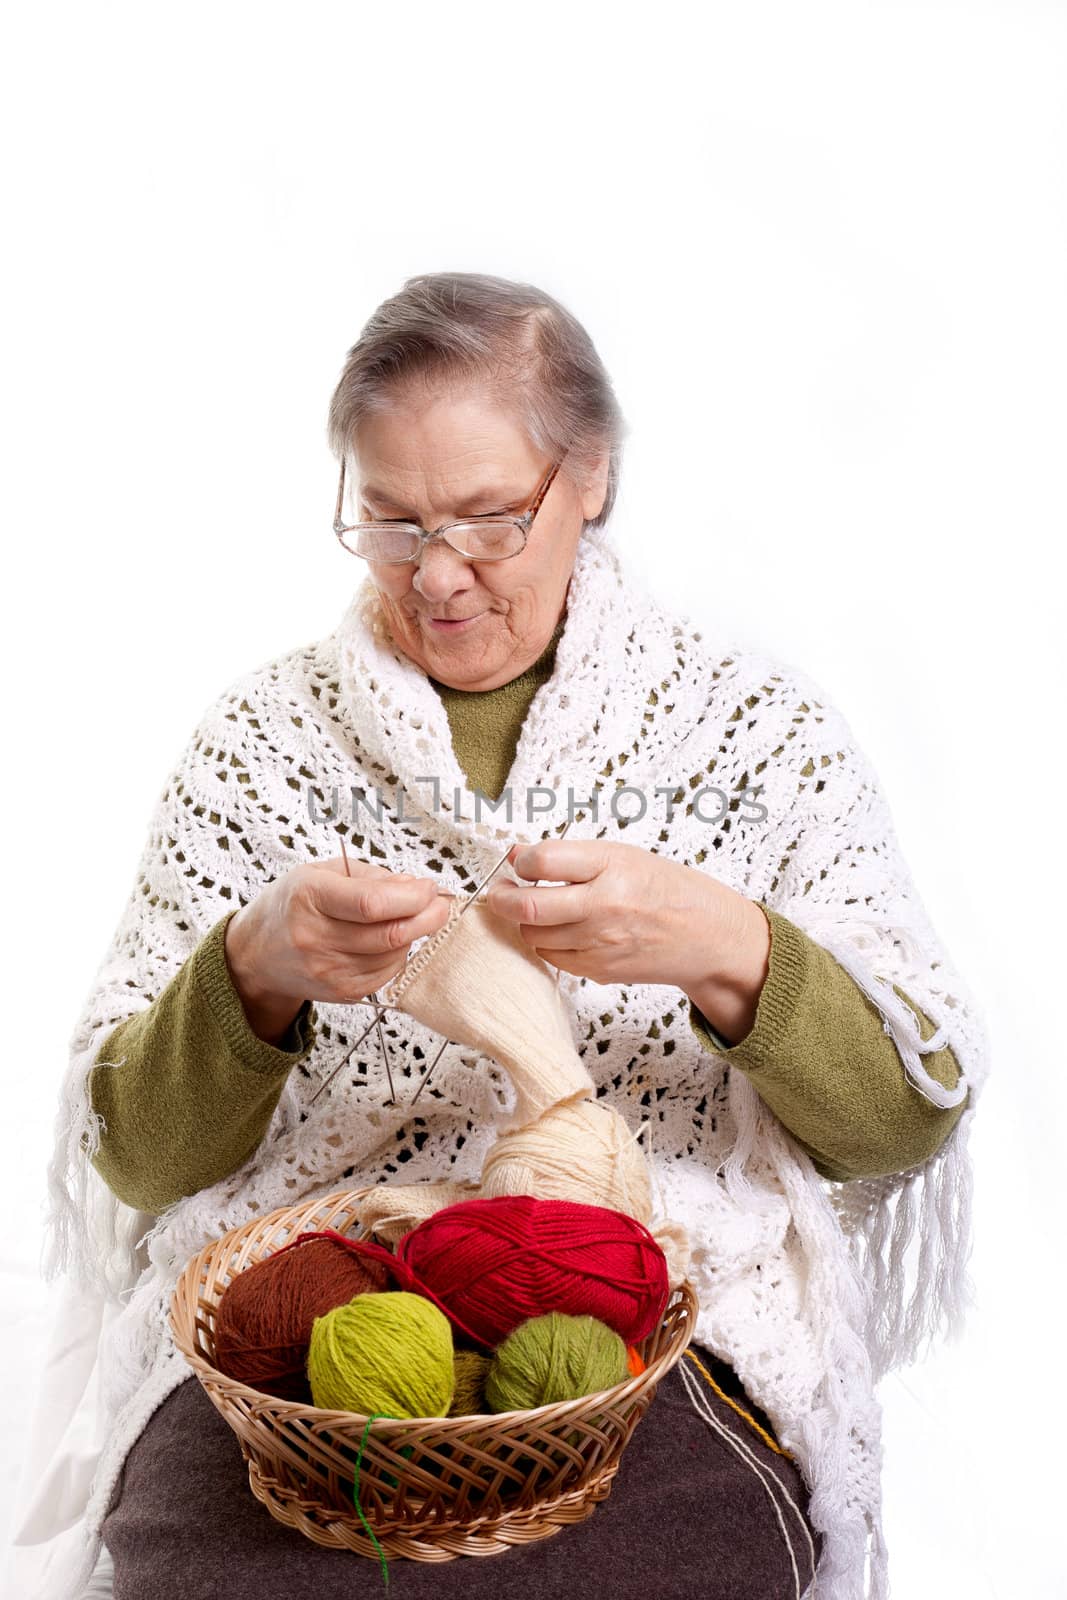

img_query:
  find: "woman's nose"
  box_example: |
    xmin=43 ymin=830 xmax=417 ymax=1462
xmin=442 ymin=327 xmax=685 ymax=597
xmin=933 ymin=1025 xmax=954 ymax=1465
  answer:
xmin=411 ymin=538 xmax=477 ymax=600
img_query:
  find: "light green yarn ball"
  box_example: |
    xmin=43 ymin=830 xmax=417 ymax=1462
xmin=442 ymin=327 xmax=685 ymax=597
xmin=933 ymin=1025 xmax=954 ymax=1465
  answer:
xmin=485 ymin=1312 xmax=629 ymax=1413
xmin=307 ymin=1290 xmax=456 ymax=1418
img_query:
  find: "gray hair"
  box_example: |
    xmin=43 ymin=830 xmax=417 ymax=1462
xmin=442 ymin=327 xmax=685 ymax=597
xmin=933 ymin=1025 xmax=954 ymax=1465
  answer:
xmin=326 ymin=272 xmax=629 ymax=532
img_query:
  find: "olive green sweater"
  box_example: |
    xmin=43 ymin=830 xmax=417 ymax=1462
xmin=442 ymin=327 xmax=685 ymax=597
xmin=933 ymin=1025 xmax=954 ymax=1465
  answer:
xmin=88 ymin=622 xmax=967 ymax=1212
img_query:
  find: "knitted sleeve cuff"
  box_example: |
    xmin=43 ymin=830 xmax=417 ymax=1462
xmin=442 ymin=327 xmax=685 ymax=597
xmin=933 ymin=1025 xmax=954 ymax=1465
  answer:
xmin=193 ymin=911 xmax=317 ymax=1075
xmin=687 ymin=902 xmax=969 ymax=1183
xmin=688 ymin=903 xmax=809 ymax=1066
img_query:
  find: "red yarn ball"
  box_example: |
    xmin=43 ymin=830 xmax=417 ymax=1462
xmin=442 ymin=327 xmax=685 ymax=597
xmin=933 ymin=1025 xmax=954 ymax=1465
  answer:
xmin=213 ymin=1234 xmax=391 ymax=1400
xmin=394 ymin=1195 xmax=670 ymax=1347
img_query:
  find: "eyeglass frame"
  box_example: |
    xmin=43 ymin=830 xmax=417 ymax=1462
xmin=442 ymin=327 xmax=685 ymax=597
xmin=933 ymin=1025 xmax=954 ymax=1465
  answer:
xmin=333 ymin=452 xmax=567 ymax=563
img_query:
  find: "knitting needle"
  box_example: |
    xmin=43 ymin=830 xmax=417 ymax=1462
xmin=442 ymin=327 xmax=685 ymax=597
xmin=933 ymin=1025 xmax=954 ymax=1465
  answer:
xmin=459 ymin=818 xmax=571 ymax=917
xmin=340 ymin=836 xmax=397 ymax=1106
xmin=456 ymin=840 xmax=518 ymax=918
xmin=332 ymin=839 xmax=392 ymax=1021
xmin=409 ymin=1035 xmax=450 ymax=1108
xmin=409 ymin=820 xmax=573 ymax=1108
xmin=307 ymin=1010 xmax=382 ymax=1106
xmin=408 ymin=840 xmax=542 ymax=1107
xmin=311 ymin=860 xmax=460 ymax=1110
xmin=307 ymin=835 xmax=399 ymax=1108
xmin=410 ymin=841 xmax=531 ymax=1107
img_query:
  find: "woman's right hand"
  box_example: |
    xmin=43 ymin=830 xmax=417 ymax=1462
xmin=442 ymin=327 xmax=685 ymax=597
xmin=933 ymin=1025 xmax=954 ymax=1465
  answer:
xmin=223 ymin=856 xmax=453 ymax=1044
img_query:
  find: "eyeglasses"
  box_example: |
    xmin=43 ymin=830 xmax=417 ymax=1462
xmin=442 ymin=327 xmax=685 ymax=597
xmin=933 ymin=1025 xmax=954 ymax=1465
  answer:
xmin=333 ymin=454 xmax=565 ymax=564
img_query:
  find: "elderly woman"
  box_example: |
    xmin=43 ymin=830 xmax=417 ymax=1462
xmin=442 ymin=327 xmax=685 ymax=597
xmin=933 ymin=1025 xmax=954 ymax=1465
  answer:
xmin=46 ymin=272 xmax=988 ymax=1600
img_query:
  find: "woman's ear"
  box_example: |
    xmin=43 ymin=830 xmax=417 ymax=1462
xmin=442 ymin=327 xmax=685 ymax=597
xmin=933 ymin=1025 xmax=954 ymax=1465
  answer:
xmin=579 ymin=450 xmax=611 ymax=522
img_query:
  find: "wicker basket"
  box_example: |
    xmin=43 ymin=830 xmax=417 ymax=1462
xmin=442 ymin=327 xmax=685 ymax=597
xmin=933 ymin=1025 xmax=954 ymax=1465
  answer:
xmin=169 ymin=1184 xmax=698 ymax=1561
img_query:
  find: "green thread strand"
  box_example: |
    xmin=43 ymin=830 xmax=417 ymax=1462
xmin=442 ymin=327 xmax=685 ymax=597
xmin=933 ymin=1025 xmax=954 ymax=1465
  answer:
xmin=352 ymin=1413 xmax=390 ymax=1591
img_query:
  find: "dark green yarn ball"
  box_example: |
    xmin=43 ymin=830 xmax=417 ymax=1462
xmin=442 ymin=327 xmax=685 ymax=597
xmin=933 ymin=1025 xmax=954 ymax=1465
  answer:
xmin=485 ymin=1312 xmax=629 ymax=1412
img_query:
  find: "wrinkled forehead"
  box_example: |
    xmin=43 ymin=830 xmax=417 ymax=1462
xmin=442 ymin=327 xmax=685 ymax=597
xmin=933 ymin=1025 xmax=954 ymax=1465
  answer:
xmin=348 ymin=388 xmax=544 ymax=513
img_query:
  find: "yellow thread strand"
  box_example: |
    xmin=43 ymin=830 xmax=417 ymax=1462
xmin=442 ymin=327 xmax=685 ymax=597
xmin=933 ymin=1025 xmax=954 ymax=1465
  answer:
xmin=683 ymin=1349 xmax=796 ymax=1461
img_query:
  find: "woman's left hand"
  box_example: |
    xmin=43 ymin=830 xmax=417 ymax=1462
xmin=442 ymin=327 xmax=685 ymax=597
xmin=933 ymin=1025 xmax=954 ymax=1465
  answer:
xmin=485 ymin=839 xmax=771 ymax=1040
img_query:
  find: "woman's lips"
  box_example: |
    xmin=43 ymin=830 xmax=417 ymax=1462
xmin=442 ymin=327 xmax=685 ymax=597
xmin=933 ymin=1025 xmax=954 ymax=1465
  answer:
xmin=424 ymin=612 xmax=485 ymax=633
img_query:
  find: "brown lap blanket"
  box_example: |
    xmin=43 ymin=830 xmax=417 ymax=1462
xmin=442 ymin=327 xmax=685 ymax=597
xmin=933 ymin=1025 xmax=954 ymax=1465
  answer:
xmin=102 ymin=1346 xmax=821 ymax=1599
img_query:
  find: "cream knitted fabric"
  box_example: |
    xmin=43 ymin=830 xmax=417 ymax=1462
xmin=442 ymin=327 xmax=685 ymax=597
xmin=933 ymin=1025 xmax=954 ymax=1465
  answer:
xmin=43 ymin=522 xmax=991 ymax=1600
xmin=381 ymin=897 xmax=595 ymax=1129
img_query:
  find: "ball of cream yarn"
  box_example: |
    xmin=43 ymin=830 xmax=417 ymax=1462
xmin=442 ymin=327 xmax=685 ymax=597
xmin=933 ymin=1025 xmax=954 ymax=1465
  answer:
xmin=481 ymin=1096 xmax=652 ymax=1217
xmin=352 ymin=1096 xmax=692 ymax=1288
xmin=480 ymin=1099 xmax=691 ymax=1285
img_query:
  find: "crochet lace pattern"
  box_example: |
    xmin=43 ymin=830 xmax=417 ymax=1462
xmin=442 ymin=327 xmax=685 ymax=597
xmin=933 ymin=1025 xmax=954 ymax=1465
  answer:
xmin=46 ymin=525 xmax=991 ymax=1600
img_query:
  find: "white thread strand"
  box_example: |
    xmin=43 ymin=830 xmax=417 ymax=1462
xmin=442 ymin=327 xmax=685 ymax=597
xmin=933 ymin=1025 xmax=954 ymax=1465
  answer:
xmin=677 ymin=1355 xmax=814 ymax=1599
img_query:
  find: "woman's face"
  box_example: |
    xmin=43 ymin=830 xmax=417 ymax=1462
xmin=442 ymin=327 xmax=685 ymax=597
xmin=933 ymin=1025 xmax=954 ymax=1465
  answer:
xmin=351 ymin=384 xmax=607 ymax=690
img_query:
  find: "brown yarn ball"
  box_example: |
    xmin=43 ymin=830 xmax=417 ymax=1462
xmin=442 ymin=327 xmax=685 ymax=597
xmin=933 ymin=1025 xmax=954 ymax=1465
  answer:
xmin=214 ymin=1236 xmax=390 ymax=1400
xmin=448 ymin=1349 xmax=493 ymax=1416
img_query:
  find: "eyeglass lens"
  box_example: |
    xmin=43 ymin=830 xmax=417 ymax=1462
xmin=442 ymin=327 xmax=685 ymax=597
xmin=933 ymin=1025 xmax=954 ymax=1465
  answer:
xmin=342 ymin=520 xmax=526 ymax=562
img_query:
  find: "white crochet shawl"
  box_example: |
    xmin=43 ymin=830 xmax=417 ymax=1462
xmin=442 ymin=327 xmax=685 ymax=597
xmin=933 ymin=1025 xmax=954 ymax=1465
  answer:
xmin=44 ymin=524 xmax=990 ymax=1600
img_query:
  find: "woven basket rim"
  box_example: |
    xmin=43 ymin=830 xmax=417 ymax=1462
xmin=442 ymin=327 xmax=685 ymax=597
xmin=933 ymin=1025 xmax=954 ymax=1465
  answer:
xmin=169 ymin=1183 xmax=698 ymax=1432
xmin=179 ymin=1334 xmax=672 ymax=1429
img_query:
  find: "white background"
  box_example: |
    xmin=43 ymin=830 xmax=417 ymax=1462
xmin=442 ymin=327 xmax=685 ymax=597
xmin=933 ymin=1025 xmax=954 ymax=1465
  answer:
xmin=2 ymin=3 xmax=1065 ymax=1595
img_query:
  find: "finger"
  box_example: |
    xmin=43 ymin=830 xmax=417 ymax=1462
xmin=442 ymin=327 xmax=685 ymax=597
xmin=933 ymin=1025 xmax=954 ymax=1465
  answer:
xmin=319 ymin=893 xmax=453 ymax=956
xmin=515 ymin=920 xmax=596 ymax=951
xmin=327 ymin=950 xmax=411 ymax=1003
xmin=527 ymin=946 xmax=595 ymax=977
xmin=485 ymin=879 xmax=592 ymax=927
xmin=308 ymin=870 xmax=440 ymax=924
xmin=507 ymin=839 xmax=611 ymax=885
